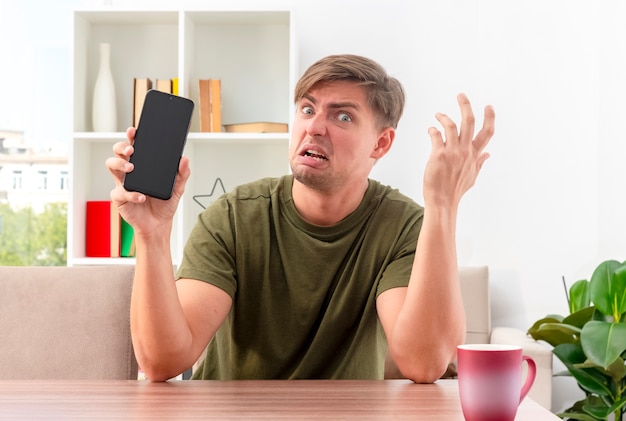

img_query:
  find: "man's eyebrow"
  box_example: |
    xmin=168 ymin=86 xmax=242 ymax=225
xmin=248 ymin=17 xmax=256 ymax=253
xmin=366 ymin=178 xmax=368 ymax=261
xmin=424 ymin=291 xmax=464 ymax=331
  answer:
xmin=328 ymin=101 xmax=360 ymax=110
xmin=301 ymin=93 xmax=360 ymax=110
xmin=302 ymin=93 xmax=316 ymax=104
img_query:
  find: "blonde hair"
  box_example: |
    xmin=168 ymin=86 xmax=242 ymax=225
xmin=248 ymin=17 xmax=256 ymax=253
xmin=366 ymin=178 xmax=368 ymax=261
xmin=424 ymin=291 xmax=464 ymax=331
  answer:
xmin=294 ymin=54 xmax=405 ymax=129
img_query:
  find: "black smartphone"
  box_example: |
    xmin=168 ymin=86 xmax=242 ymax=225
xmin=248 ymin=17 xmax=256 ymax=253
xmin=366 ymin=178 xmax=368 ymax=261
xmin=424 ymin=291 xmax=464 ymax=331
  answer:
xmin=123 ymin=89 xmax=194 ymax=200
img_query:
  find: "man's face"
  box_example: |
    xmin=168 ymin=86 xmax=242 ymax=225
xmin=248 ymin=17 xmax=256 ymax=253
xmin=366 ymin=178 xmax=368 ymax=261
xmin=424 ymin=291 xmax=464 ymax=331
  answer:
xmin=289 ymin=80 xmax=387 ymax=194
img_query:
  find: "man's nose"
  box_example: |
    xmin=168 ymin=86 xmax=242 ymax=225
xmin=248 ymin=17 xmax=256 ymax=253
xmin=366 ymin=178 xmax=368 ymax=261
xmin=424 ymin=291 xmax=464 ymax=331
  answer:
xmin=305 ymin=113 xmax=327 ymax=137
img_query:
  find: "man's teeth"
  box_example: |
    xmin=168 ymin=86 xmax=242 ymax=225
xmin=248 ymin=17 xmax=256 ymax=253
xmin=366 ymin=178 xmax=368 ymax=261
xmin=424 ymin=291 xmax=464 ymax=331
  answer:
xmin=304 ymin=150 xmax=327 ymax=160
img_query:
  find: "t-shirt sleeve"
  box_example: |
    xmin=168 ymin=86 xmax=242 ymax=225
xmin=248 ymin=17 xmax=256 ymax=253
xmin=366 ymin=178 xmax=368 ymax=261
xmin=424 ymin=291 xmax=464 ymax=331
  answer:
xmin=175 ymin=196 xmax=238 ymax=299
xmin=375 ymin=213 xmax=422 ymax=298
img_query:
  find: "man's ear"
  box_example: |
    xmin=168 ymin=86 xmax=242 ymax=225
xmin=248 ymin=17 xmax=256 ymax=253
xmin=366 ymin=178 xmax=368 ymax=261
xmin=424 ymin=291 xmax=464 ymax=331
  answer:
xmin=371 ymin=127 xmax=395 ymax=159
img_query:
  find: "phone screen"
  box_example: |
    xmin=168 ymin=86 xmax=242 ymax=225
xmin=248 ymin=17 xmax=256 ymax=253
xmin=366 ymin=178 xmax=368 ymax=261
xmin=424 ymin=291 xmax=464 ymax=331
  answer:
xmin=123 ymin=90 xmax=194 ymax=200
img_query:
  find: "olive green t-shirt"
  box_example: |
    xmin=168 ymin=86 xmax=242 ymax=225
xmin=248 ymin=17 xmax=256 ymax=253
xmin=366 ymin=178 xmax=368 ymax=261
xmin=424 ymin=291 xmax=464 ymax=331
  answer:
xmin=177 ymin=175 xmax=423 ymax=379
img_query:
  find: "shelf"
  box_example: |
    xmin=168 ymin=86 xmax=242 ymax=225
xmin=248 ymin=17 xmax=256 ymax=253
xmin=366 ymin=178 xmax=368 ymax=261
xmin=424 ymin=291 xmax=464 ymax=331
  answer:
xmin=187 ymin=132 xmax=289 ymax=143
xmin=68 ymin=3 xmax=295 ymax=267
xmin=72 ymin=257 xmax=137 ymax=266
xmin=72 ymin=132 xmax=289 ymax=143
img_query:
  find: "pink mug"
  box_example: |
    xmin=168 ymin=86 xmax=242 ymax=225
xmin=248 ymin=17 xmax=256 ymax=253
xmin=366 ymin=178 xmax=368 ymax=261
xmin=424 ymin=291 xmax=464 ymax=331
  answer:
xmin=457 ymin=344 xmax=537 ymax=421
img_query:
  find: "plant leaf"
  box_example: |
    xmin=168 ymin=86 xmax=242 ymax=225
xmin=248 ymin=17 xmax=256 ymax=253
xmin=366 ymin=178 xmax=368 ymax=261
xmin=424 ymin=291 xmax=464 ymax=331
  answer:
xmin=575 ymin=356 xmax=626 ymax=382
xmin=530 ymin=322 xmax=580 ymax=347
xmin=553 ymin=343 xmax=613 ymax=396
xmin=590 ymin=259 xmax=622 ymax=317
xmin=613 ymin=263 xmax=626 ymax=320
xmin=570 ymin=279 xmax=591 ymax=314
xmin=528 ymin=316 xmax=563 ymax=332
xmin=556 ymin=412 xmax=599 ymax=421
xmin=605 ymin=357 xmax=626 ymax=381
xmin=528 ymin=316 xmax=565 ymax=346
xmin=559 ymin=396 xmax=607 ymax=421
xmin=563 ymin=307 xmax=596 ymax=329
xmin=582 ymin=395 xmax=626 ymax=420
xmin=582 ymin=404 xmax=612 ymax=420
xmin=581 ymin=321 xmax=626 ymax=369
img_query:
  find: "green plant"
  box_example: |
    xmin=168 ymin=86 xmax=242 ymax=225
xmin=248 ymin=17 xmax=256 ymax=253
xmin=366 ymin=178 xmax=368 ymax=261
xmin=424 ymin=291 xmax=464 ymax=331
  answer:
xmin=529 ymin=259 xmax=626 ymax=420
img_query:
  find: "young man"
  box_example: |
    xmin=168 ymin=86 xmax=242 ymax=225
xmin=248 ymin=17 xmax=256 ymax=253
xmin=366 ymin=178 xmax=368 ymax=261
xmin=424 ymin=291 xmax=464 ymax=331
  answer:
xmin=107 ymin=54 xmax=495 ymax=383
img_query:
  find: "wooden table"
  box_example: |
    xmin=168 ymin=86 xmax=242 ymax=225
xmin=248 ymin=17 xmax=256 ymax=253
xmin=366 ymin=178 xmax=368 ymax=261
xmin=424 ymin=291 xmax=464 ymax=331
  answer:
xmin=0 ymin=379 xmax=557 ymax=420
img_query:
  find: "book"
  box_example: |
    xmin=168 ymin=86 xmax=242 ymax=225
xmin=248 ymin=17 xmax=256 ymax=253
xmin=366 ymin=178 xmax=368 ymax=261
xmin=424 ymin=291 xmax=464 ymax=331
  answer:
xmin=172 ymin=77 xmax=179 ymax=95
xmin=210 ymin=79 xmax=222 ymax=132
xmin=223 ymin=122 xmax=288 ymax=133
xmin=110 ymin=203 xmax=121 ymax=257
xmin=86 ymin=201 xmax=119 ymax=257
xmin=120 ymin=218 xmax=135 ymax=257
xmin=133 ymin=78 xmax=153 ymax=127
xmin=198 ymin=78 xmax=222 ymax=132
xmin=198 ymin=79 xmax=212 ymax=132
xmin=156 ymin=78 xmax=172 ymax=94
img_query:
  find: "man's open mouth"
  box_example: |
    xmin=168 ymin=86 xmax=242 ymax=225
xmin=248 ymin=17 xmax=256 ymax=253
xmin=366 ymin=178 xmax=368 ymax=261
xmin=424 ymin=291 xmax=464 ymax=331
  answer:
xmin=303 ymin=150 xmax=328 ymax=161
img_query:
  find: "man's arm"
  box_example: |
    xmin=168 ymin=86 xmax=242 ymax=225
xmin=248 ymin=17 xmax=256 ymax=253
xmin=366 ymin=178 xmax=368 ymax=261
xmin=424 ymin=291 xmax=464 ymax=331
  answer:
xmin=377 ymin=93 xmax=495 ymax=383
xmin=130 ymin=254 xmax=232 ymax=381
xmin=107 ymin=129 xmax=232 ymax=381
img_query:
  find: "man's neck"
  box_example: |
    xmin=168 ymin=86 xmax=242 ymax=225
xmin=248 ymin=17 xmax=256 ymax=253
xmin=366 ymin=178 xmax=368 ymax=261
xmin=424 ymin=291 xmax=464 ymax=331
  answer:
xmin=291 ymin=178 xmax=370 ymax=226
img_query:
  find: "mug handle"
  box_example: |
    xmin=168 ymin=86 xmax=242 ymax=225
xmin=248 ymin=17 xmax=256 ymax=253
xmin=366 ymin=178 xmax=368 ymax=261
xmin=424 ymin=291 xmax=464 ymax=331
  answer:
xmin=519 ymin=355 xmax=537 ymax=403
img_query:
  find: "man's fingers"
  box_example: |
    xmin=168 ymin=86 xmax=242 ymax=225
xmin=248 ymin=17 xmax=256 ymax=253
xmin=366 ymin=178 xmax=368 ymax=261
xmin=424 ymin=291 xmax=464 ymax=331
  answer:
xmin=126 ymin=127 xmax=136 ymax=144
xmin=432 ymin=96 xmax=495 ymax=155
xmin=473 ymin=105 xmax=495 ymax=152
xmin=110 ymin=184 xmax=146 ymax=205
xmin=112 ymin=141 xmax=133 ymax=158
xmin=107 ymin=141 xmax=134 ymax=184
xmin=457 ymin=93 xmax=475 ymax=144
xmin=427 ymin=126 xmax=445 ymax=147
xmin=105 ymin=156 xmax=133 ymax=185
xmin=434 ymin=112 xmax=459 ymax=145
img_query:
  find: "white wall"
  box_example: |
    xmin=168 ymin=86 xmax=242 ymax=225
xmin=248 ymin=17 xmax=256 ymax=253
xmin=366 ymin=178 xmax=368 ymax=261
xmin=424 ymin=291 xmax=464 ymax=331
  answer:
xmin=294 ymin=0 xmax=626 ymax=331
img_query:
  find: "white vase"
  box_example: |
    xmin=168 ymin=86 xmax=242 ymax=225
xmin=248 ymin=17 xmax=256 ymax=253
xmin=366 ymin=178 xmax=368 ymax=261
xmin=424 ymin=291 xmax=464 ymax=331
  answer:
xmin=92 ymin=42 xmax=117 ymax=132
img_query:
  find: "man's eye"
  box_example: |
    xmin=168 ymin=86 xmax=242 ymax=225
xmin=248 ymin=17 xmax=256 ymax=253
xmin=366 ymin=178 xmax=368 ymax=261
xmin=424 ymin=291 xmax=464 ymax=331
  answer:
xmin=302 ymin=106 xmax=313 ymax=115
xmin=338 ymin=112 xmax=352 ymax=122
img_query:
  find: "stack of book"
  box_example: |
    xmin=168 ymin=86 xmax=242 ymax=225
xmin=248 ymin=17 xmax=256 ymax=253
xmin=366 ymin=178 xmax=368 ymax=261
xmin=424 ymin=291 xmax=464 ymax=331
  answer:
xmin=133 ymin=77 xmax=178 ymax=126
xmin=85 ymin=201 xmax=135 ymax=258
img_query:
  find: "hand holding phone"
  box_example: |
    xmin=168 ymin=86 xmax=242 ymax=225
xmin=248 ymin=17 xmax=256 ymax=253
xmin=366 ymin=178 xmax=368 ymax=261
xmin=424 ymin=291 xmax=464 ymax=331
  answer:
xmin=123 ymin=89 xmax=194 ymax=200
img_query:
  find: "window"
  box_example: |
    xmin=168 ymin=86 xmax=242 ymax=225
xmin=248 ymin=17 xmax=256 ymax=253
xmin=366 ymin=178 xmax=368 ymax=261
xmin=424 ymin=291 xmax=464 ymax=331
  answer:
xmin=60 ymin=170 xmax=68 ymax=190
xmin=37 ymin=170 xmax=48 ymax=190
xmin=11 ymin=170 xmax=22 ymax=190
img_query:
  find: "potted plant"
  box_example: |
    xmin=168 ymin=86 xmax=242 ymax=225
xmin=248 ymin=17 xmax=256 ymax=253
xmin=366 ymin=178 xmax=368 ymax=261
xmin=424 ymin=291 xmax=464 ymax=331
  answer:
xmin=529 ymin=259 xmax=626 ymax=420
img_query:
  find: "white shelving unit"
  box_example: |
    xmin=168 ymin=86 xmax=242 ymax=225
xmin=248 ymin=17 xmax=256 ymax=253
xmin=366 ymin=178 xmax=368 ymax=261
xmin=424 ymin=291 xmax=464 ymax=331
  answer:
xmin=68 ymin=3 xmax=296 ymax=266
